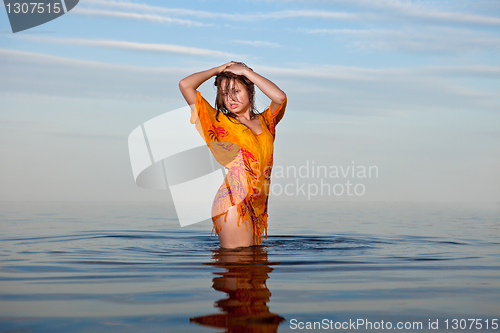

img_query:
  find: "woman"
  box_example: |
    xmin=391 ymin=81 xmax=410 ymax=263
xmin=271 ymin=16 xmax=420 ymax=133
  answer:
xmin=179 ymin=62 xmax=286 ymax=248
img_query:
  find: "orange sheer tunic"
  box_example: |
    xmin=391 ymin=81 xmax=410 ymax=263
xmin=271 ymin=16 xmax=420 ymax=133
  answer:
xmin=192 ymin=91 xmax=287 ymax=245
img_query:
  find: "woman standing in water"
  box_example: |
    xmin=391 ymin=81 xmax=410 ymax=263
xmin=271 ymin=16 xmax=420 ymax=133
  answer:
xmin=179 ymin=62 xmax=286 ymax=248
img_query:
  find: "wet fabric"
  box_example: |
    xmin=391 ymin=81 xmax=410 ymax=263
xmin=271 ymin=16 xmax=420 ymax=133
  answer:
xmin=192 ymin=90 xmax=287 ymax=244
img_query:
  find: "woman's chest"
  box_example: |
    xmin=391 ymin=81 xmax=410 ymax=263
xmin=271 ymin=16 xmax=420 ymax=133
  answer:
xmin=237 ymin=116 xmax=263 ymax=136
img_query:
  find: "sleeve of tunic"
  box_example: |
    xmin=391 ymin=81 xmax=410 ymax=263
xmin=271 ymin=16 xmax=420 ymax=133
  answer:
xmin=191 ymin=90 xmax=233 ymax=144
xmin=192 ymin=90 xmax=240 ymax=168
xmin=260 ymin=93 xmax=287 ymax=137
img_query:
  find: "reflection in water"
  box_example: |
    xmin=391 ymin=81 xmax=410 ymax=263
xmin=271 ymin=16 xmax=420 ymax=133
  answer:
xmin=190 ymin=246 xmax=285 ymax=332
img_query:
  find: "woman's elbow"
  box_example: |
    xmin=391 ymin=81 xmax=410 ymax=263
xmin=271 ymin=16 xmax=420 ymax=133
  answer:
xmin=178 ymin=79 xmax=187 ymax=92
xmin=275 ymin=90 xmax=286 ymax=104
xmin=179 ymin=79 xmax=195 ymax=97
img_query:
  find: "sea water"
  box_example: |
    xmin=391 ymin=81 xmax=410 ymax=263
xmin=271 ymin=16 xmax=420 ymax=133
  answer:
xmin=0 ymin=201 xmax=498 ymax=332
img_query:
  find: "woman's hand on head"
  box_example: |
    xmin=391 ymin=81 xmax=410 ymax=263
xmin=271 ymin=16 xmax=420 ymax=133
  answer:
xmin=217 ymin=62 xmax=238 ymax=74
xmin=222 ymin=62 xmax=251 ymax=76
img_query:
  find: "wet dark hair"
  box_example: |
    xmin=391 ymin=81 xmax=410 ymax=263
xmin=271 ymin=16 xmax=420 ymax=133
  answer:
xmin=214 ymin=63 xmax=258 ymax=123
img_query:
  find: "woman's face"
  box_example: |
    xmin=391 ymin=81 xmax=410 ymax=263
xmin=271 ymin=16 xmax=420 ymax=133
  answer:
xmin=221 ymin=78 xmax=250 ymax=114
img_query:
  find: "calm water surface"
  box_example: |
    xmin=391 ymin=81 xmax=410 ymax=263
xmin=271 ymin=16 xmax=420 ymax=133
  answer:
xmin=0 ymin=201 xmax=498 ymax=332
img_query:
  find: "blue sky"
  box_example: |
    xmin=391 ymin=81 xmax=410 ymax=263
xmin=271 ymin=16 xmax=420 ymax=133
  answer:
xmin=0 ymin=0 xmax=499 ymax=203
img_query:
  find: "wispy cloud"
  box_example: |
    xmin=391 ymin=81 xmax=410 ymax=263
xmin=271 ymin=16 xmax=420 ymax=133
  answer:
xmin=258 ymin=63 xmax=500 ymax=81
xmin=73 ymin=8 xmax=207 ymax=26
xmin=259 ymin=0 xmax=500 ymax=26
xmin=409 ymin=10 xmax=500 ymax=26
xmin=303 ymin=27 xmax=500 ymax=52
xmin=80 ymin=0 xmax=357 ymax=22
xmin=264 ymin=10 xmax=356 ymax=20
xmin=232 ymin=40 xmax=282 ymax=48
xmin=0 ymin=48 xmax=184 ymax=101
xmin=348 ymin=0 xmax=500 ymax=26
xmin=17 ymin=36 xmax=242 ymax=58
xmin=84 ymin=0 xmax=227 ymax=18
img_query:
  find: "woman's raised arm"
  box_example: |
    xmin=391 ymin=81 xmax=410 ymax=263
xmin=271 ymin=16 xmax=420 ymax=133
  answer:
xmin=179 ymin=62 xmax=236 ymax=105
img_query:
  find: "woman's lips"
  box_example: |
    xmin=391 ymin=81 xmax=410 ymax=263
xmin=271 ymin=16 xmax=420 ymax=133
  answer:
xmin=230 ymin=104 xmax=238 ymax=109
